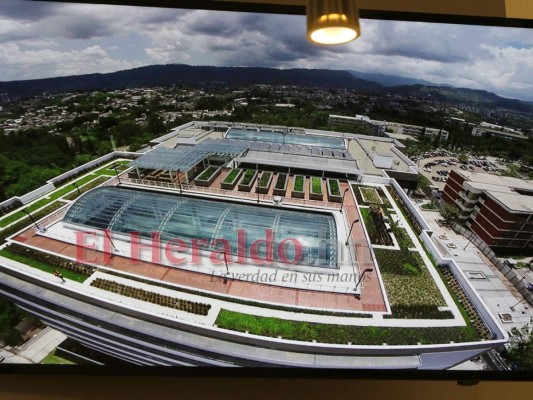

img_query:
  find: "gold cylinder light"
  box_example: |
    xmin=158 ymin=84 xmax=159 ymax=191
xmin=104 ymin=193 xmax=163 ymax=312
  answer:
xmin=307 ymin=0 xmax=360 ymax=45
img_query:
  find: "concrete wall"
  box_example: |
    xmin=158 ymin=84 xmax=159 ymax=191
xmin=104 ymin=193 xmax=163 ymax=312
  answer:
xmin=50 ymin=151 xmax=138 ymax=185
xmin=0 ymin=198 xmax=22 ymax=212
xmin=19 ymin=183 xmax=55 ymax=205
xmin=391 ymin=179 xmax=432 ymax=231
xmin=360 ymin=175 xmax=391 ymax=185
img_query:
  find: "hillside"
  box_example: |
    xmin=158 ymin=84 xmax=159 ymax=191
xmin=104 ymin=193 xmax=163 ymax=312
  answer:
xmin=385 ymin=85 xmax=533 ymax=114
xmin=349 ymin=70 xmax=438 ymax=87
xmin=0 ymin=64 xmax=381 ymax=99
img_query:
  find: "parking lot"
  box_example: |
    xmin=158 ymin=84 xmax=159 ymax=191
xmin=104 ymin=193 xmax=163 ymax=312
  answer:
xmin=417 ymin=150 xmax=503 ymax=191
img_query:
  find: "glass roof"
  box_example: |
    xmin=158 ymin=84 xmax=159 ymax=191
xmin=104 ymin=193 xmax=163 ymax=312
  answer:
xmin=63 ymin=187 xmax=338 ymax=268
xmin=131 ymin=139 xmax=250 ymax=171
xmin=130 ymin=147 xmax=205 ymax=171
xmin=226 ymin=128 xmax=346 ymax=149
xmin=190 ymin=138 xmax=250 ymax=156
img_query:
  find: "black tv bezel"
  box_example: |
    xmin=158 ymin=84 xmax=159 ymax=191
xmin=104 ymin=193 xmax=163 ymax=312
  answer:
xmin=1 ymin=0 xmax=531 ymax=382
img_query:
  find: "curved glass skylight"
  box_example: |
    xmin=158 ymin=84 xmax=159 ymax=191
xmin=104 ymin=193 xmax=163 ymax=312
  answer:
xmin=226 ymin=128 xmax=346 ymax=149
xmin=63 ymin=187 xmax=338 ymax=268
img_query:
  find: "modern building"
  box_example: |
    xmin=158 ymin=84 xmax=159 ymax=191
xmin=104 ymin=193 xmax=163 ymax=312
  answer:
xmin=329 ymin=114 xmax=449 ymax=141
xmin=471 ymin=126 xmax=528 ymax=141
xmin=0 ymin=122 xmax=507 ymax=368
xmin=328 ymin=114 xmax=385 ymax=136
xmin=442 ymin=169 xmax=533 ymax=252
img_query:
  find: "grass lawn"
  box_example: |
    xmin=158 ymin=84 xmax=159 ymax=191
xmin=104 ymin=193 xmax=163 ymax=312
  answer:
xmin=360 ymin=207 xmax=379 ymax=244
xmin=215 ymin=309 xmax=479 ymax=344
xmin=374 ymin=248 xmax=445 ymax=310
xmin=258 ymin=172 xmax=272 ymax=187
xmin=421 ymin=203 xmax=438 ymax=210
xmin=197 ymin=166 xmax=218 ymax=181
xmin=275 ymin=174 xmax=287 ymax=190
xmin=311 ymin=177 xmax=322 ymax=194
xmin=0 ymin=248 xmax=89 ymax=283
xmin=0 ymin=158 xmax=126 ymax=227
xmin=223 ymin=169 xmax=240 ymax=183
xmin=41 ymin=351 xmax=75 ymax=365
xmin=240 ymin=169 xmax=256 ymax=186
xmin=0 ymin=172 xmax=114 ymax=228
xmin=94 ymin=169 xmax=118 ymax=177
xmin=63 ymin=176 xmax=112 ymax=201
xmin=293 ymin=176 xmax=304 ymax=192
xmin=329 ymin=179 xmax=340 ymax=196
xmin=360 ymin=187 xmax=382 ymax=204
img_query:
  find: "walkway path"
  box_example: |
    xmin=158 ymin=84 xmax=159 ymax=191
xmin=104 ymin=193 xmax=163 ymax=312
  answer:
xmin=0 ymin=327 xmax=66 ymax=364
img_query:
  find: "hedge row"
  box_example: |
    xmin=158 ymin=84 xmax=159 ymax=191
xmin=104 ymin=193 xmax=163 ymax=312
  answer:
xmin=7 ymin=243 xmax=95 ymax=277
xmin=91 ymin=278 xmax=211 ymax=316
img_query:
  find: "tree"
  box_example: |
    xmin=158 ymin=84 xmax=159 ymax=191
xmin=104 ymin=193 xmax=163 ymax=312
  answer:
xmin=0 ymin=297 xmax=26 ymax=346
xmin=146 ymin=113 xmax=166 ymax=135
xmin=417 ymin=173 xmax=431 ymax=196
xmin=504 ymin=319 xmax=533 ymax=370
xmin=458 ymin=154 xmax=469 ymax=164
xmin=440 ymin=203 xmax=460 ymax=221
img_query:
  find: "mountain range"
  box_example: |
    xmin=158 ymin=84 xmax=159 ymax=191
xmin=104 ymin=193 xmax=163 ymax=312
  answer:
xmin=0 ymin=64 xmax=532 ymax=114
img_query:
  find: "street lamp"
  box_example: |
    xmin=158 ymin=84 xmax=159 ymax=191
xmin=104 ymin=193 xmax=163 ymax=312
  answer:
xmin=177 ymin=169 xmax=182 ymax=194
xmin=345 ymin=219 xmax=360 ymax=246
xmin=222 ymin=251 xmax=229 ymax=284
xmin=104 ymin=229 xmax=119 ymax=254
xmin=72 ymin=182 xmax=81 ymax=195
xmin=340 ymin=187 xmax=350 ymax=213
xmin=21 ymin=209 xmax=40 ymax=231
xmin=354 ymin=268 xmax=373 ymax=299
xmin=112 ymin=164 xmax=121 ymax=184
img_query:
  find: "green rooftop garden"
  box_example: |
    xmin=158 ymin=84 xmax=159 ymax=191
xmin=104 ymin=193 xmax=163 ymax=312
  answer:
xmin=359 ymin=187 xmax=383 ymax=204
xmin=258 ymin=171 xmax=272 ymax=187
xmin=197 ymin=166 xmax=218 ymax=181
xmin=293 ymin=176 xmax=304 ymax=192
xmin=275 ymin=174 xmax=287 ymax=190
xmin=0 ymin=160 xmax=122 ymax=228
xmin=0 ymin=247 xmax=90 ymax=283
xmin=215 ymin=309 xmax=479 ymax=344
xmin=223 ymin=169 xmax=240 ymax=183
xmin=311 ymin=177 xmax=322 ymax=194
xmin=329 ymin=180 xmax=340 ymax=196
xmin=240 ymin=169 xmax=256 ymax=186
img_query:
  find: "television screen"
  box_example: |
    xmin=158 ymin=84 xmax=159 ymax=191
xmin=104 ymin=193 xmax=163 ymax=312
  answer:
xmin=0 ymin=0 xmax=532 ymax=375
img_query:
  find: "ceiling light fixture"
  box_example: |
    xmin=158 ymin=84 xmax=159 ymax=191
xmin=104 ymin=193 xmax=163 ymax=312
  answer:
xmin=307 ymin=0 xmax=360 ymax=45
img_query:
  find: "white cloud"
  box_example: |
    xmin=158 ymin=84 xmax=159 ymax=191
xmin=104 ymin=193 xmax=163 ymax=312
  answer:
xmin=0 ymin=1 xmax=532 ymax=100
xmin=0 ymin=43 xmax=143 ymax=80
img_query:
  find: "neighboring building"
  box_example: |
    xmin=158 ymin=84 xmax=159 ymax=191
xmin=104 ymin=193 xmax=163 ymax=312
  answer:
xmin=471 ymin=126 xmax=527 ymax=141
xmin=328 ymin=114 xmax=385 ymax=136
xmin=329 ymin=114 xmax=448 ymax=141
xmin=423 ymin=127 xmax=449 ymax=141
xmin=442 ymin=169 xmax=533 ymax=252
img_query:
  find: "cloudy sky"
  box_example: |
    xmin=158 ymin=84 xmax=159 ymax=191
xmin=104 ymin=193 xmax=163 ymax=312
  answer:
xmin=1 ymin=0 xmax=533 ymax=101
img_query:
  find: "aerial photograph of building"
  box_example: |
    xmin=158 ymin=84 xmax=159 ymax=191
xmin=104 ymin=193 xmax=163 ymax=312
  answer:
xmin=0 ymin=0 xmax=531 ymax=379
